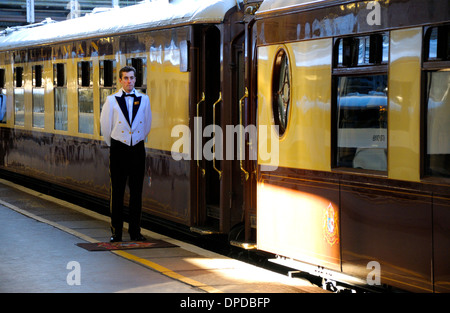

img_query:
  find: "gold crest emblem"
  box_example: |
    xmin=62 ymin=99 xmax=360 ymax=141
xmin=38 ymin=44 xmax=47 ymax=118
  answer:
xmin=323 ymin=203 xmax=339 ymax=246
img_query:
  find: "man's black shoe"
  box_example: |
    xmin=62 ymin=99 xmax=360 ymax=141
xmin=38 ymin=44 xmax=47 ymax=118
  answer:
xmin=110 ymin=235 xmax=122 ymax=242
xmin=130 ymin=234 xmax=146 ymax=241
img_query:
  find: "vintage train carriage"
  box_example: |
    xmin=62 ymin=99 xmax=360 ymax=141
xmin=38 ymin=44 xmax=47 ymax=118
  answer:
xmin=252 ymin=0 xmax=450 ymax=292
xmin=0 ymin=0 xmax=247 ymax=235
xmin=1 ymin=0 xmax=449 ymax=293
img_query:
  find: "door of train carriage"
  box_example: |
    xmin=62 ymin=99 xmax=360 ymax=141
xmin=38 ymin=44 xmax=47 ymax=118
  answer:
xmin=190 ymin=20 xmax=247 ymax=235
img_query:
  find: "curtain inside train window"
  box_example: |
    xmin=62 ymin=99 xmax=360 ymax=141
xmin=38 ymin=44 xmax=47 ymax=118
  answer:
xmin=14 ymin=66 xmax=24 ymax=126
xmin=336 ymin=74 xmax=388 ymax=171
xmin=32 ymin=65 xmax=45 ymax=129
xmin=0 ymin=68 xmax=6 ymax=123
xmin=424 ymin=24 xmax=450 ymax=178
xmin=100 ymin=60 xmax=116 ymax=111
xmin=54 ymin=63 xmax=68 ymax=131
xmin=426 ymin=70 xmax=450 ymax=178
xmin=78 ymin=61 xmax=94 ymax=135
xmin=99 ymin=60 xmax=116 ymax=136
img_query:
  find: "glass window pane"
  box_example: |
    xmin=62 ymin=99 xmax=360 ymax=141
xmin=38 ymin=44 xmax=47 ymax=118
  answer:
xmin=14 ymin=88 xmax=24 ymax=126
xmin=78 ymin=88 xmax=93 ymax=134
xmin=14 ymin=67 xmax=23 ymax=87
xmin=32 ymin=88 xmax=45 ymax=128
xmin=100 ymin=88 xmax=115 ymax=136
xmin=78 ymin=61 xmax=92 ymax=87
xmin=382 ymin=34 xmax=389 ymax=63
xmin=426 ymin=70 xmax=450 ymax=178
xmin=100 ymin=87 xmax=115 ymax=110
xmin=337 ymin=75 xmax=388 ymax=171
xmin=0 ymin=68 xmax=5 ymax=88
xmin=428 ymin=28 xmax=438 ymax=59
xmin=100 ymin=60 xmax=116 ymax=87
xmin=33 ymin=65 xmax=42 ymax=87
xmin=358 ymin=36 xmax=370 ymax=65
xmin=336 ymin=39 xmax=343 ymax=66
xmin=54 ymin=88 xmax=68 ymax=131
xmin=54 ymin=63 xmax=66 ymax=87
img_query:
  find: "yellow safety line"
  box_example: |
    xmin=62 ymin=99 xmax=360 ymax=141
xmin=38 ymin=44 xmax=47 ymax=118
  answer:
xmin=112 ymin=250 xmax=223 ymax=293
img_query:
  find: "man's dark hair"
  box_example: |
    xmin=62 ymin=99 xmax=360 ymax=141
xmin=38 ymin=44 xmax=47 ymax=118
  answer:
xmin=119 ymin=66 xmax=136 ymax=79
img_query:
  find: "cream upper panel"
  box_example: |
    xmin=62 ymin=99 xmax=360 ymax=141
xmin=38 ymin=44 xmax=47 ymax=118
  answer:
xmin=147 ymin=46 xmax=190 ymax=153
xmin=388 ymin=27 xmax=422 ymax=182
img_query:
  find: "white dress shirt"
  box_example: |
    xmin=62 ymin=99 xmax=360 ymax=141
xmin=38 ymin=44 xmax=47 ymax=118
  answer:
xmin=124 ymin=89 xmax=134 ymax=123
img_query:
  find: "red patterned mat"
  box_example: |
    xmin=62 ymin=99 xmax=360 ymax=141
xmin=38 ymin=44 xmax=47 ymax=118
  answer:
xmin=76 ymin=240 xmax=177 ymax=251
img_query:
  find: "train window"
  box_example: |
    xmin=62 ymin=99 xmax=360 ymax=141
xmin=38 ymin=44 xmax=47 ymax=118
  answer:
xmin=425 ymin=70 xmax=450 ymax=178
xmin=53 ymin=63 xmax=66 ymax=87
xmin=54 ymin=63 xmax=68 ymax=131
xmin=100 ymin=60 xmax=116 ymax=136
xmin=78 ymin=61 xmax=94 ymax=134
xmin=0 ymin=69 xmax=5 ymax=124
xmin=127 ymin=57 xmax=146 ymax=93
xmin=335 ymin=75 xmax=388 ymax=171
xmin=0 ymin=68 xmax=4 ymax=88
xmin=14 ymin=88 xmax=24 ymax=126
xmin=14 ymin=67 xmax=24 ymax=126
xmin=333 ymin=33 xmax=389 ymax=172
xmin=32 ymin=65 xmax=42 ymax=87
xmin=100 ymin=60 xmax=116 ymax=87
xmin=180 ymin=40 xmax=189 ymax=72
xmin=14 ymin=66 xmax=23 ymax=88
xmin=272 ymin=48 xmax=291 ymax=136
xmin=424 ymin=24 xmax=450 ymax=178
xmin=32 ymin=65 xmax=44 ymax=128
xmin=335 ymin=33 xmax=388 ymax=67
xmin=425 ymin=25 xmax=450 ymax=61
xmin=78 ymin=61 xmax=92 ymax=87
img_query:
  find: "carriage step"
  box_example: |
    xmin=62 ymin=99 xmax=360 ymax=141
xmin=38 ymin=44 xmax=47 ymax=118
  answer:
xmin=190 ymin=226 xmax=222 ymax=235
xmin=230 ymin=240 xmax=257 ymax=250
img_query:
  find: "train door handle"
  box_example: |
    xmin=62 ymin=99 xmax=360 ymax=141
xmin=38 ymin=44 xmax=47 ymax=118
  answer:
xmin=196 ymin=92 xmax=206 ymax=177
xmin=212 ymin=92 xmax=222 ymax=180
xmin=239 ymin=87 xmax=249 ymax=181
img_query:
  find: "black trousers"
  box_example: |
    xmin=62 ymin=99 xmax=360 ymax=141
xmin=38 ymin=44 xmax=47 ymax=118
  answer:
xmin=109 ymin=138 xmax=145 ymax=237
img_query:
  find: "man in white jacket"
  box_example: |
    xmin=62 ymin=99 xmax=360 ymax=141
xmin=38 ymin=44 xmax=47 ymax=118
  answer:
xmin=100 ymin=66 xmax=152 ymax=242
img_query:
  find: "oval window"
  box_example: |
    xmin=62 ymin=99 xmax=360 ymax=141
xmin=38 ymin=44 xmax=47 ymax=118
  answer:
xmin=272 ymin=48 xmax=291 ymax=136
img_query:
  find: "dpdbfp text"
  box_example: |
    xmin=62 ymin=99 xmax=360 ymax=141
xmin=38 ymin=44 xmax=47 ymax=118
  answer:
xmin=224 ymin=298 xmax=270 ymax=308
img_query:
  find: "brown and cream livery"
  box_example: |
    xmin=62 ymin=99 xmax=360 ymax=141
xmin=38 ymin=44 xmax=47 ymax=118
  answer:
xmin=0 ymin=0 xmax=448 ymax=292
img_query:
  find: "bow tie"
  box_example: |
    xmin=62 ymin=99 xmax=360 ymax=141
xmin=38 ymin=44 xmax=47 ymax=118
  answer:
xmin=124 ymin=93 xmax=135 ymax=97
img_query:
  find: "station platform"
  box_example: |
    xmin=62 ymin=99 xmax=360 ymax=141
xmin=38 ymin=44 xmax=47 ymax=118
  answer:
xmin=0 ymin=179 xmax=327 ymax=294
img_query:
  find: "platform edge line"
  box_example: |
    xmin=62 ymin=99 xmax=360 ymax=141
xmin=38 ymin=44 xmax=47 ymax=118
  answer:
xmin=112 ymin=250 xmax=223 ymax=293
